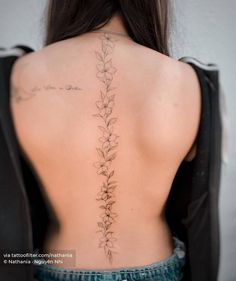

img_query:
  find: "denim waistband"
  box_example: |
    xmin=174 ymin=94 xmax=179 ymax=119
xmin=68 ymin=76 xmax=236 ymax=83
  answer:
xmin=33 ymin=236 xmax=186 ymax=281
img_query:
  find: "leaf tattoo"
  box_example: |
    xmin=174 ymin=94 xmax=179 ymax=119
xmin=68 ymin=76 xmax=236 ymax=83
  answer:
xmin=92 ymin=33 xmax=119 ymax=264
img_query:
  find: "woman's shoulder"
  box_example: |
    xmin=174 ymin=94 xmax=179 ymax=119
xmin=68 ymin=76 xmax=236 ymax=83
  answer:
xmin=10 ymin=47 xmax=50 ymax=93
xmin=132 ymin=42 xmax=201 ymax=92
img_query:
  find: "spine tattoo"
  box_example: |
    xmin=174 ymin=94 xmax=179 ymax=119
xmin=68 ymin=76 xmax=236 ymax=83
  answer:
xmin=92 ymin=33 xmax=119 ymax=264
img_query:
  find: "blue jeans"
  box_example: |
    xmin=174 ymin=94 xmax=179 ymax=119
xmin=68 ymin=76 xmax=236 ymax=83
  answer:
xmin=33 ymin=236 xmax=186 ymax=281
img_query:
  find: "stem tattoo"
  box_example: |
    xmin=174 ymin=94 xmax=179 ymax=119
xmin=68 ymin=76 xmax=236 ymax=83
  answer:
xmin=92 ymin=33 xmax=119 ymax=264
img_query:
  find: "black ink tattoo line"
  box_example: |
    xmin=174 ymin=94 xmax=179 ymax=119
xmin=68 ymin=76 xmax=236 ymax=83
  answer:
xmin=11 ymin=84 xmax=37 ymax=103
xmin=11 ymin=61 xmax=82 ymax=103
xmin=11 ymin=73 xmax=82 ymax=103
xmin=92 ymin=33 xmax=119 ymax=264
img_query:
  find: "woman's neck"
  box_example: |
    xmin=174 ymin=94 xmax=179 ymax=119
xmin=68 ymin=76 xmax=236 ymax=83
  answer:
xmin=98 ymin=12 xmax=128 ymax=36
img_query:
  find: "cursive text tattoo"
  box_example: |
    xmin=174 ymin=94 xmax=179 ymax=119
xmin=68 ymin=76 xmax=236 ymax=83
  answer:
xmin=92 ymin=33 xmax=119 ymax=264
xmin=11 ymin=84 xmax=82 ymax=103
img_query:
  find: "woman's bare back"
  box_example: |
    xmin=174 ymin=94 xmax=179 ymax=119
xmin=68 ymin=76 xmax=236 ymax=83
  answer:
xmin=10 ymin=32 xmax=201 ymax=269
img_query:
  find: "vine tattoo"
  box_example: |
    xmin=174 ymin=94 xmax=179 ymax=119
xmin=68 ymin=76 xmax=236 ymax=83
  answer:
xmin=92 ymin=33 xmax=119 ymax=264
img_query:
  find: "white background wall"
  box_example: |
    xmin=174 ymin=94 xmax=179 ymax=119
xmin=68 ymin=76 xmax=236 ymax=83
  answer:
xmin=0 ymin=1 xmax=235 ymax=280
xmin=171 ymin=2 xmax=236 ymax=280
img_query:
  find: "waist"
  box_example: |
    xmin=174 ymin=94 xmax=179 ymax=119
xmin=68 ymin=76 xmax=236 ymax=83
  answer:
xmin=41 ymin=217 xmax=174 ymax=269
xmin=33 ymin=236 xmax=186 ymax=281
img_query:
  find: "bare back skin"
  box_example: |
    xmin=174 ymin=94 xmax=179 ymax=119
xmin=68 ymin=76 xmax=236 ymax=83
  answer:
xmin=10 ymin=30 xmax=201 ymax=269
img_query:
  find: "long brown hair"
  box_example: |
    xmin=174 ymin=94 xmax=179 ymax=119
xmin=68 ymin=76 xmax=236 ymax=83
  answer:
xmin=45 ymin=0 xmax=170 ymax=55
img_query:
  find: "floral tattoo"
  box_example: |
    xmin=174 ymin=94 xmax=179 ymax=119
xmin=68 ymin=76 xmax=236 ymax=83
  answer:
xmin=92 ymin=33 xmax=119 ymax=264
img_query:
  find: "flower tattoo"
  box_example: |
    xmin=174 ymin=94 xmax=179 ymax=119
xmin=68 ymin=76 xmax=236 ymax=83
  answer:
xmin=92 ymin=33 xmax=119 ymax=264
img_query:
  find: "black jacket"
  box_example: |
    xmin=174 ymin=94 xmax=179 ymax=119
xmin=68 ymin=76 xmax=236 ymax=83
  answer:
xmin=0 ymin=45 xmax=224 ymax=281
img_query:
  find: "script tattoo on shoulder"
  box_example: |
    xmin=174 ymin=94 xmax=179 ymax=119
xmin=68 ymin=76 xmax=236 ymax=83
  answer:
xmin=92 ymin=33 xmax=119 ymax=264
xmin=11 ymin=84 xmax=82 ymax=103
xmin=11 ymin=64 xmax=82 ymax=103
